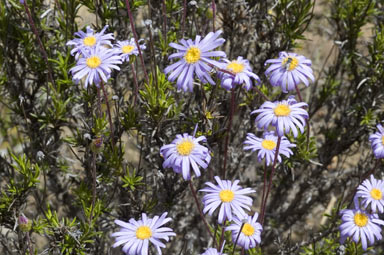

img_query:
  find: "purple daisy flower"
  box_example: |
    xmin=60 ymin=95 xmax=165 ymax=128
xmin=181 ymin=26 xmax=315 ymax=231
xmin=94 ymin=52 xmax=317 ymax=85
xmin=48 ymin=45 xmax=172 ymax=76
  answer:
xmin=201 ymin=248 xmax=226 ymax=255
xmin=66 ymin=25 xmax=114 ymax=59
xmin=339 ymin=208 xmax=384 ymax=250
xmin=356 ymin=175 xmax=384 ymax=213
xmin=251 ymin=96 xmax=308 ymax=137
xmin=243 ymin=131 xmax=296 ymax=166
xmin=69 ymin=45 xmax=122 ymax=88
xmin=265 ymin=52 xmax=315 ymax=93
xmin=200 ymin=176 xmax=255 ymax=224
xmin=160 ymin=133 xmax=211 ymax=180
xmin=218 ymin=56 xmax=261 ymax=91
xmin=164 ymin=30 xmax=226 ymax=92
xmin=115 ymin=38 xmax=146 ymax=62
xmin=369 ymin=124 xmax=384 ymax=159
xmin=111 ymin=212 xmax=176 ymax=255
xmin=225 ymin=213 xmax=263 ymax=250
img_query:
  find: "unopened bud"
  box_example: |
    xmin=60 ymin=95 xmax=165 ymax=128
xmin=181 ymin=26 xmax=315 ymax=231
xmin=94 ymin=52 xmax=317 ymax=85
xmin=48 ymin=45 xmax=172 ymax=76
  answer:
xmin=18 ymin=214 xmax=31 ymax=232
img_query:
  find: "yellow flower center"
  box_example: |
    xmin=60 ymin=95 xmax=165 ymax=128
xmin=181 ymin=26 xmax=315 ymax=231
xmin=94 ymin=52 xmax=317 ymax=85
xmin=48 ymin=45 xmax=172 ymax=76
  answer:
xmin=282 ymin=57 xmax=299 ymax=71
xmin=176 ymin=140 xmax=195 ymax=156
xmin=242 ymin=223 xmax=255 ymax=236
xmin=370 ymin=188 xmax=382 ymax=200
xmin=382 ymin=136 xmax=384 ymax=145
xmin=354 ymin=213 xmax=368 ymax=227
xmin=227 ymin=61 xmax=245 ymax=73
xmin=261 ymin=140 xmax=276 ymax=150
xmin=136 ymin=226 xmax=152 ymax=240
xmin=122 ymin=45 xmax=135 ymax=54
xmin=274 ymin=104 xmax=291 ymax=116
xmin=219 ymin=190 xmax=235 ymax=202
xmin=86 ymin=56 xmax=102 ymax=69
xmin=83 ymin=36 xmax=96 ymax=47
xmin=184 ymin=47 xmax=201 ymax=64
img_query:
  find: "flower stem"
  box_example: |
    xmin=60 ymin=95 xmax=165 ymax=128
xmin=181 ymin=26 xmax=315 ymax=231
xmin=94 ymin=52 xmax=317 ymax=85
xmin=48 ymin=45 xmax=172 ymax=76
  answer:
xmin=100 ymin=82 xmax=115 ymax=146
xmin=212 ymin=0 xmax=216 ymax=32
xmin=222 ymin=87 xmax=236 ymax=179
xmin=218 ymin=219 xmax=226 ymax=251
xmin=130 ymin=62 xmax=139 ymax=106
xmin=22 ymin=1 xmax=56 ymax=96
xmin=295 ymin=84 xmax=311 ymax=150
xmin=259 ymin=136 xmax=281 ymax=226
xmin=26 ymin=232 xmax=33 ymax=255
xmin=232 ymin=223 xmax=245 ymax=255
xmin=260 ymin=161 xmax=268 ymax=219
xmin=181 ymin=0 xmax=187 ymax=36
xmin=189 ymin=180 xmax=217 ymax=248
xmin=124 ymin=0 xmax=149 ymax=84
xmin=90 ymin=152 xmax=97 ymax=223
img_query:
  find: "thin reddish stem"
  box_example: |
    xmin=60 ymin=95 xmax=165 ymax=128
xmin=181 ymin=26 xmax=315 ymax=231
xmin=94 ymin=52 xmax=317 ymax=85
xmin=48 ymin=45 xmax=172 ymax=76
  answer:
xmin=212 ymin=0 xmax=216 ymax=32
xmin=222 ymin=87 xmax=236 ymax=179
xmin=189 ymin=180 xmax=217 ymax=248
xmin=100 ymin=82 xmax=115 ymax=146
xmin=260 ymin=136 xmax=281 ymax=225
xmin=124 ymin=0 xmax=149 ymax=84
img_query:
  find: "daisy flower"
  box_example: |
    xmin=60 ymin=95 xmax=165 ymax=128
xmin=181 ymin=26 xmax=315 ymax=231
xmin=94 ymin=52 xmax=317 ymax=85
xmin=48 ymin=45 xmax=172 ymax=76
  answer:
xmin=218 ymin=56 xmax=261 ymax=91
xmin=200 ymin=176 xmax=255 ymax=224
xmin=339 ymin=208 xmax=384 ymax=250
xmin=356 ymin=175 xmax=384 ymax=213
xmin=369 ymin=124 xmax=384 ymax=159
xmin=111 ymin=212 xmax=176 ymax=255
xmin=160 ymin=133 xmax=211 ymax=180
xmin=201 ymin=248 xmax=226 ymax=255
xmin=66 ymin=25 xmax=114 ymax=59
xmin=226 ymin=213 xmax=263 ymax=250
xmin=115 ymin=38 xmax=146 ymax=62
xmin=164 ymin=30 xmax=226 ymax=92
xmin=243 ymin=131 xmax=296 ymax=166
xmin=69 ymin=45 xmax=122 ymax=88
xmin=265 ymin=51 xmax=315 ymax=93
xmin=251 ymin=96 xmax=308 ymax=137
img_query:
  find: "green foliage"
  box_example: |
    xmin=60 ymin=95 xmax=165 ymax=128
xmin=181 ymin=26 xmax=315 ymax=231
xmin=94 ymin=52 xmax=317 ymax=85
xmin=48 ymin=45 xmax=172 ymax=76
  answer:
xmin=121 ymin=167 xmax=143 ymax=191
xmin=139 ymin=67 xmax=181 ymax=122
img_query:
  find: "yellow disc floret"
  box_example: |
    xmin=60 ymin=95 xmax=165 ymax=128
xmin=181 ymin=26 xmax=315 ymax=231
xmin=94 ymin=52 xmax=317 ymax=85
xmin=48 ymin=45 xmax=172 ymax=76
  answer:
xmin=176 ymin=140 xmax=195 ymax=156
xmin=354 ymin=213 xmax=368 ymax=227
xmin=242 ymin=223 xmax=255 ymax=236
xmin=227 ymin=61 xmax=245 ymax=73
xmin=122 ymin=45 xmax=135 ymax=54
xmin=136 ymin=226 xmax=152 ymax=240
xmin=219 ymin=190 xmax=235 ymax=202
xmin=274 ymin=104 xmax=291 ymax=116
xmin=86 ymin=56 xmax=102 ymax=69
xmin=370 ymin=188 xmax=383 ymax=200
xmin=381 ymin=135 xmax=384 ymax=145
xmin=184 ymin=47 xmax=201 ymax=64
xmin=261 ymin=140 xmax=276 ymax=150
xmin=282 ymin=57 xmax=299 ymax=71
xmin=83 ymin=36 xmax=96 ymax=47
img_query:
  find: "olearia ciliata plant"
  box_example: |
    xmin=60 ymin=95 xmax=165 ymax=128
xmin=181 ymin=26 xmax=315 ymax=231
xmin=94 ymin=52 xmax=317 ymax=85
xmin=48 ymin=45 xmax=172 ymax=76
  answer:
xmin=1 ymin=0 xmax=384 ymax=254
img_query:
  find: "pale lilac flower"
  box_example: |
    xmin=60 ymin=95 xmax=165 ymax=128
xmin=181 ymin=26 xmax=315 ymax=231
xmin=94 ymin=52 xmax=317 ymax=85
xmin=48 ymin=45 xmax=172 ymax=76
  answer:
xmin=243 ymin=131 xmax=295 ymax=166
xmin=369 ymin=124 xmax=384 ymax=159
xmin=226 ymin=213 xmax=262 ymax=250
xmin=201 ymin=248 xmax=226 ymax=255
xmin=111 ymin=212 xmax=176 ymax=255
xmin=69 ymin=45 xmax=122 ymax=88
xmin=66 ymin=25 xmax=114 ymax=59
xmin=160 ymin=133 xmax=211 ymax=180
xmin=115 ymin=38 xmax=146 ymax=62
xmin=265 ymin=52 xmax=314 ymax=93
xmin=200 ymin=176 xmax=255 ymax=224
xmin=356 ymin=175 xmax=384 ymax=213
xmin=218 ymin=56 xmax=260 ymax=91
xmin=339 ymin=208 xmax=384 ymax=250
xmin=251 ymin=96 xmax=308 ymax=137
xmin=164 ymin=30 xmax=226 ymax=92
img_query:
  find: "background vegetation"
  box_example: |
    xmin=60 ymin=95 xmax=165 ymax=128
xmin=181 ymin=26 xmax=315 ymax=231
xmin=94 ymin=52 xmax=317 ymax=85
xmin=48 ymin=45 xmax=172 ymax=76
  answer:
xmin=1 ymin=0 xmax=384 ymax=254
